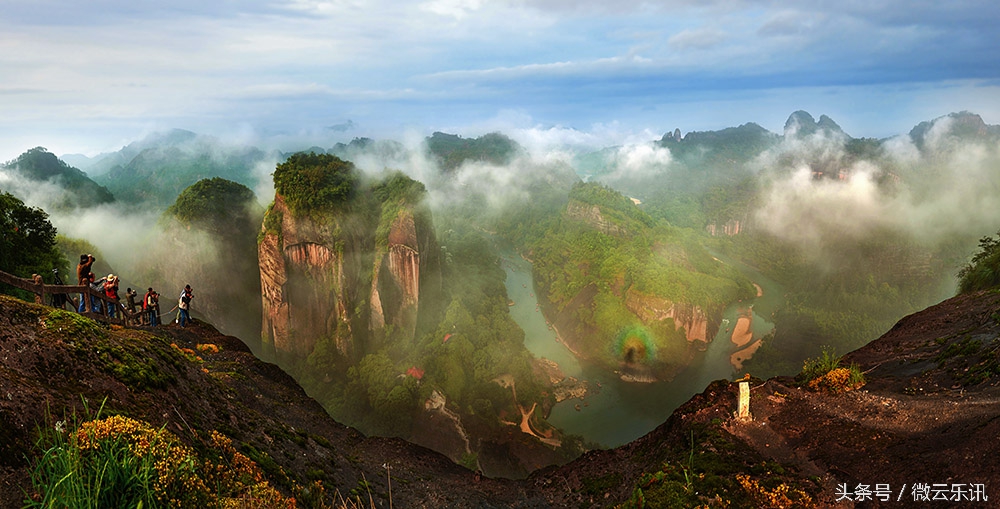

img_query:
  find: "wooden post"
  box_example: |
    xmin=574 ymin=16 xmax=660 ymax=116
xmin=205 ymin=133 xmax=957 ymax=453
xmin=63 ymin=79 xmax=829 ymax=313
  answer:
xmin=735 ymin=381 xmax=752 ymax=422
xmin=32 ymin=274 xmax=44 ymax=304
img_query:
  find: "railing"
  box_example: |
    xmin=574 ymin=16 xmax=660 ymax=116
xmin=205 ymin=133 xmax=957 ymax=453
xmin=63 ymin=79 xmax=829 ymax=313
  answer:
xmin=0 ymin=270 xmax=142 ymax=326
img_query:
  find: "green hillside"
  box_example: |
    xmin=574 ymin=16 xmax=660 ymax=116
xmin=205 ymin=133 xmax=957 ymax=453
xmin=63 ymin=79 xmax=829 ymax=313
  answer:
xmin=2 ymin=147 xmax=114 ymax=210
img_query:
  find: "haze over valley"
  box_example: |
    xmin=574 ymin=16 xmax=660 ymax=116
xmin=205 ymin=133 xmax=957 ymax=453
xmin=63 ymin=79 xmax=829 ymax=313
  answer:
xmin=3 ymin=108 xmax=1000 ymax=478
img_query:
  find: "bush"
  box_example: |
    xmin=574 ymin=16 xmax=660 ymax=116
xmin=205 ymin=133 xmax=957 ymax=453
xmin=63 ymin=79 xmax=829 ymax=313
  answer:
xmin=807 ymin=367 xmax=865 ymax=393
xmin=799 ymin=347 xmax=865 ymax=392
xmin=799 ymin=346 xmax=841 ymax=382
xmin=26 ymin=412 xmax=295 ymax=508
xmin=958 ymin=231 xmax=1000 ymax=293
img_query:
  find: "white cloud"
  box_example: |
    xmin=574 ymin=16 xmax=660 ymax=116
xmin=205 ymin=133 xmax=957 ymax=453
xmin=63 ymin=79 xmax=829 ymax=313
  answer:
xmin=419 ymin=0 xmax=484 ymax=19
xmin=668 ymin=28 xmax=727 ymax=50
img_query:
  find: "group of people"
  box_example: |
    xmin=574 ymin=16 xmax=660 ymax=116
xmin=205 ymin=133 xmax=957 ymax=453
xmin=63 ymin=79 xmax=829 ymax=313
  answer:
xmin=74 ymin=253 xmax=194 ymax=327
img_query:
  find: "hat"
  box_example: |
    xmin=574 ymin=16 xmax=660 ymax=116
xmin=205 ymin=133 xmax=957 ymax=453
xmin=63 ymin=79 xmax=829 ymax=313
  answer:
xmin=107 ymin=274 xmax=115 ymax=280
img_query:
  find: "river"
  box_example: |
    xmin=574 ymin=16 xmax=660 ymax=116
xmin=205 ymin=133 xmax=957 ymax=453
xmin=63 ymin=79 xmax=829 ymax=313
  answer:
xmin=500 ymin=249 xmax=784 ymax=448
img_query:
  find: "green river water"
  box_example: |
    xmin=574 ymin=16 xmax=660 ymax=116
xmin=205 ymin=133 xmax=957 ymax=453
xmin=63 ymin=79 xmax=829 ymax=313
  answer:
xmin=501 ymin=250 xmax=785 ymax=447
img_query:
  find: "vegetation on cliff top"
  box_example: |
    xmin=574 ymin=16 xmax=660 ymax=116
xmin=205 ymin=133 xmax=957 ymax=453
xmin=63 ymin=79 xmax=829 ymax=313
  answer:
xmin=164 ymin=177 xmax=260 ymax=236
xmin=371 ymin=171 xmax=428 ymax=250
xmin=273 ymin=152 xmax=359 ymax=217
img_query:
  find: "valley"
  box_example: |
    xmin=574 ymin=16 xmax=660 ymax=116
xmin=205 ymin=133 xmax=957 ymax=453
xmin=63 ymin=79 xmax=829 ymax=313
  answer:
xmin=1 ymin=109 xmax=999 ymax=503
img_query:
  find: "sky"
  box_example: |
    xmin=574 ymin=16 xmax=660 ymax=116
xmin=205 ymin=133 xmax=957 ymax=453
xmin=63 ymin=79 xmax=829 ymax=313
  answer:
xmin=2 ymin=0 xmax=999 ymax=161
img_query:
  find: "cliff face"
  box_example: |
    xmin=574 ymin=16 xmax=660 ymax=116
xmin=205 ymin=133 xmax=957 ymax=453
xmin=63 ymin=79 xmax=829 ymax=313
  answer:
xmin=624 ymin=290 xmax=714 ymax=343
xmin=259 ymin=195 xmax=353 ymax=360
xmin=565 ymin=199 xmax=628 ymax=236
xmin=370 ymin=208 xmax=442 ymax=341
xmin=258 ymin=193 xmax=441 ymax=364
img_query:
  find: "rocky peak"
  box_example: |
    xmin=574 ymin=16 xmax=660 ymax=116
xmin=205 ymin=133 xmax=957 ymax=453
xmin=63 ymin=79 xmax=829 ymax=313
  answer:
xmin=783 ymin=110 xmax=817 ymax=137
xmin=258 ymin=194 xmax=354 ymax=361
xmin=816 ymin=114 xmax=846 ymax=136
xmin=259 ymin=171 xmax=442 ymax=364
xmin=908 ymin=111 xmax=994 ymax=150
xmin=784 ymin=111 xmax=846 ymax=138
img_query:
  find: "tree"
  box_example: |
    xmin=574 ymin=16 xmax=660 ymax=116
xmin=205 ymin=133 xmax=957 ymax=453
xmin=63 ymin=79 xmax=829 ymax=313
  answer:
xmin=958 ymin=231 xmax=1000 ymax=293
xmin=0 ymin=191 xmax=66 ymax=292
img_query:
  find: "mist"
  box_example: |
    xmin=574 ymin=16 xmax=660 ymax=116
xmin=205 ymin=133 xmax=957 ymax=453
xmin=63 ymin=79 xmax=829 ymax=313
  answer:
xmin=0 ymin=156 xmax=265 ymax=351
xmin=753 ymin=114 xmax=1000 ymax=263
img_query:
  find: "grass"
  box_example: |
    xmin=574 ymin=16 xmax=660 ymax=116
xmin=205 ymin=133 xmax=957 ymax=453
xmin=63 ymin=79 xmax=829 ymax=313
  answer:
xmin=618 ymin=422 xmax=819 ymax=508
xmin=25 ymin=399 xmax=302 ymax=508
xmin=799 ymin=347 xmax=865 ymax=393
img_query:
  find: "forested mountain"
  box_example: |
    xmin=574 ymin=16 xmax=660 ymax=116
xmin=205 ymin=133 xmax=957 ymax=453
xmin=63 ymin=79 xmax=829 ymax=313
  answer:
xmin=584 ymin=110 xmax=1000 ymax=378
xmin=92 ymin=130 xmax=268 ymax=209
xmin=425 ymin=132 xmax=520 ymax=173
xmin=531 ymin=182 xmax=754 ymax=381
xmin=1 ymin=147 xmax=114 ymax=210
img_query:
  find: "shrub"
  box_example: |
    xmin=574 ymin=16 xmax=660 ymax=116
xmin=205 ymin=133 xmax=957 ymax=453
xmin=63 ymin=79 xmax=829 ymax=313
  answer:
xmin=799 ymin=347 xmax=865 ymax=393
xmin=736 ymin=473 xmax=815 ymax=508
xmin=958 ymin=231 xmax=1000 ymax=293
xmin=26 ymin=413 xmax=295 ymax=508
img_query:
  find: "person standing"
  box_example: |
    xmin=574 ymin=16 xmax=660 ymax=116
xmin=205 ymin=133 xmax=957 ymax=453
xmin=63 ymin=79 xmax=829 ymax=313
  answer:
xmin=126 ymin=287 xmax=138 ymax=315
xmin=145 ymin=287 xmax=158 ymax=326
xmin=178 ymin=284 xmax=193 ymax=327
xmin=88 ymin=273 xmax=106 ymax=314
xmin=152 ymin=291 xmax=160 ymax=326
xmin=104 ymin=275 xmax=120 ymax=319
xmin=76 ymin=254 xmax=95 ymax=313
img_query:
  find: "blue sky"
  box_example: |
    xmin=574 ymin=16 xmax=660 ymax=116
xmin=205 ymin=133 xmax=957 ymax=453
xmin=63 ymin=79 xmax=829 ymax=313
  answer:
xmin=1 ymin=0 xmax=999 ymax=160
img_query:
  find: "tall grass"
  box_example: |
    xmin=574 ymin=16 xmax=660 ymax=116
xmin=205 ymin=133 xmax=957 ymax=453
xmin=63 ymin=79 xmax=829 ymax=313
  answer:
xmin=24 ymin=399 xmax=295 ymax=508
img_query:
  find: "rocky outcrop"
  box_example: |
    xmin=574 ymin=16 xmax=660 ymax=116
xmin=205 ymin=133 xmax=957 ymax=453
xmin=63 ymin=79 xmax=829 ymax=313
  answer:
xmin=565 ymin=200 xmax=628 ymax=237
xmin=706 ymin=218 xmax=743 ymax=236
xmin=259 ymin=195 xmax=354 ymax=361
xmin=369 ymin=208 xmax=441 ymax=341
xmin=259 ymin=192 xmax=441 ymax=364
xmin=624 ymin=289 xmax=714 ymax=343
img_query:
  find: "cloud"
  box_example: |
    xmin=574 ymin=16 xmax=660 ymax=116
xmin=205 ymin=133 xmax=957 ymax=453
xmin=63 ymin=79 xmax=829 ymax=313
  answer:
xmin=1 ymin=0 xmax=999 ymax=163
xmin=757 ymin=10 xmax=820 ymax=37
xmin=754 ymin=114 xmax=1000 ymax=264
xmin=419 ymin=0 xmax=484 ymax=19
xmin=668 ymin=28 xmax=727 ymax=50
